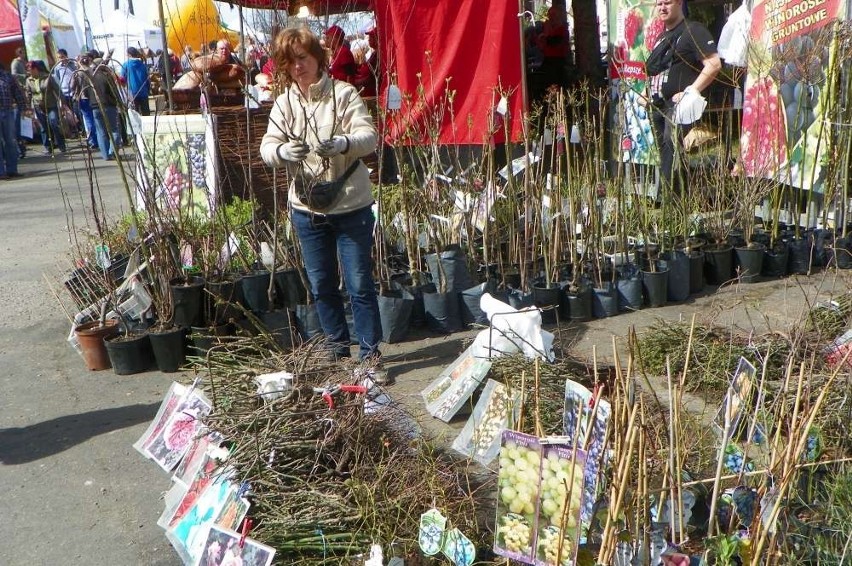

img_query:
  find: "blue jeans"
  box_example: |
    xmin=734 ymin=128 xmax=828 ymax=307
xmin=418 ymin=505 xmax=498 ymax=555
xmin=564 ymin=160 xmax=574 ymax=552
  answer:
xmin=79 ymin=99 xmax=98 ymax=148
xmin=92 ymin=105 xmax=121 ymax=160
xmin=291 ymin=206 xmax=382 ymax=360
xmin=0 ymin=109 xmax=18 ymax=175
xmin=35 ymin=107 xmax=66 ymax=152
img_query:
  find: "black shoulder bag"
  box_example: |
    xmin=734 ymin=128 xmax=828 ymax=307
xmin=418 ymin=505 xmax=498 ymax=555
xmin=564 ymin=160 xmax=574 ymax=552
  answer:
xmin=645 ymin=22 xmax=687 ymax=77
xmin=294 ymin=159 xmax=361 ymax=212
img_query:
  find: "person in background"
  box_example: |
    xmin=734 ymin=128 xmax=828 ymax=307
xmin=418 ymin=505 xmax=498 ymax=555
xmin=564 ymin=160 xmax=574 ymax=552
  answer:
xmin=158 ymin=48 xmax=182 ymax=82
xmin=121 ymin=47 xmax=151 ymax=116
xmin=180 ymin=45 xmax=194 ymax=75
xmin=85 ymin=53 xmax=122 ymax=160
xmin=352 ymin=27 xmax=378 ymax=97
xmin=259 ymin=27 xmax=389 ymax=384
xmin=52 ymin=48 xmax=80 ymax=133
xmin=11 ymin=47 xmax=27 ymax=158
xmin=25 ymin=60 xmax=67 ymax=156
xmin=539 ymin=6 xmax=573 ymax=90
xmin=324 ymin=25 xmax=356 ymax=83
xmin=0 ymin=62 xmax=26 ymax=178
xmin=646 ymin=0 xmax=721 ymax=191
xmin=73 ymin=52 xmax=98 ymax=151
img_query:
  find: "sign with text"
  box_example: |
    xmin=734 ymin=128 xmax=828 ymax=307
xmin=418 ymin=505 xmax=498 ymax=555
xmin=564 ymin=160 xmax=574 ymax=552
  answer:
xmin=740 ymin=0 xmax=844 ymax=192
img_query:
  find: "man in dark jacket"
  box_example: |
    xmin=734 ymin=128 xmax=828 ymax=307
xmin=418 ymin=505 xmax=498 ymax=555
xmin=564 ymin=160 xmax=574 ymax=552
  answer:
xmin=0 ymin=62 xmax=27 ymax=178
xmin=646 ymin=0 xmax=721 ymax=191
xmin=86 ymin=54 xmax=123 ymax=160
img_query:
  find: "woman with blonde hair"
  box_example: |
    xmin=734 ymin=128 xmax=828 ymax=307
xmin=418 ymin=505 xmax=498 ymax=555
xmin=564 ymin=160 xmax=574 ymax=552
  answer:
xmin=259 ymin=28 xmax=389 ymax=384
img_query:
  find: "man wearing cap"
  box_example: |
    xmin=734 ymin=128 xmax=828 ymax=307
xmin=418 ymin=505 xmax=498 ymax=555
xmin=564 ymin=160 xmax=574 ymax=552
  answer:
xmin=325 ymin=25 xmax=356 ymax=83
xmin=121 ymin=47 xmax=151 ymax=116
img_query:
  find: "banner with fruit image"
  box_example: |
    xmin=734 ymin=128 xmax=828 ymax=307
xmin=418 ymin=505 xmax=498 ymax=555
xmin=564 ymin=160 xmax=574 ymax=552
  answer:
xmin=493 ymin=431 xmax=585 ymax=565
xmin=610 ymin=0 xmax=665 ymax=164
xmin=135 ymin=114 xmax=218 ymax=215
xmin=739 ymin=0 xmax=845 ymax=192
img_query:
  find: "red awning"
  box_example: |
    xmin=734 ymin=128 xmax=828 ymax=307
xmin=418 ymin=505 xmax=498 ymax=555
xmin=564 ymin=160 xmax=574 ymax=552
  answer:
xmin=221 ymin=0 xmax=371 ymax=15
xmin=0 ymin=0 xmax=22 ymax=43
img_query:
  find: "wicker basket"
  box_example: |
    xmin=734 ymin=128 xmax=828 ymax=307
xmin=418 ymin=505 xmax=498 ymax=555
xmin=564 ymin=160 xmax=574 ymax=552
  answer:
xmin=214 ymin=104 xmax=287 ymax=214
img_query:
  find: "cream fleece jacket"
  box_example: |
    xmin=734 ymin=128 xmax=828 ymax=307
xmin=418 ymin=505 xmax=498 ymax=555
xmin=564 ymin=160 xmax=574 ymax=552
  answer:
xmin=260 ymin=73 xmax=377 ymax=215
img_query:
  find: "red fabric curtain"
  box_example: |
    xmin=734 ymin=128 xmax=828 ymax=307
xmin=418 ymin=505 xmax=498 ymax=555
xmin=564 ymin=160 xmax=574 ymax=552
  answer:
xmin=375 ymin=0 xmax=523 ymax=145
xmin=0 ymin=0 xmax=22 ymax=42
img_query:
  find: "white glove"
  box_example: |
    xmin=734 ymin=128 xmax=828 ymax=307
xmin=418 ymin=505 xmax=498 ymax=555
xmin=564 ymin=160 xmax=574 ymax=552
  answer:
xmin=674 ymin=87 xmax=707 ymax=125
xmin=277 ymin=140 xmax=310 ymax=162
xmin=315 ymin=135 xmax=348 ymax=158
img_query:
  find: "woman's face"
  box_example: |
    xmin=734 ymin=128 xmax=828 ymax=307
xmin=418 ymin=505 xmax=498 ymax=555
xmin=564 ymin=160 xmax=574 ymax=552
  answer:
xmin=27 ymin=65 xmax=40 ymax=77
xmin=286 ymin=44 xmax=319 ymax=87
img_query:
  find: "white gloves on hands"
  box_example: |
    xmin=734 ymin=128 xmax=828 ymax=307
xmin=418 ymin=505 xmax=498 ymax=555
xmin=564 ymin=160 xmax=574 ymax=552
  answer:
xmin=315 ymin=136 xmax=348 ymax=158
xmin=277 ymin=140 xmax=310 ymax=162
xmin=674 ymin=87 xmax=707 ymax=125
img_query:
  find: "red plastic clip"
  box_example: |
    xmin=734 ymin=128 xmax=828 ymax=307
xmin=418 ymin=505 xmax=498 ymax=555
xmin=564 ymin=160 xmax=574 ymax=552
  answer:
xmin=239 ymin=517 xmax=253 ymax=548
xmin=589 ymin=383 xmax=603 ymax=408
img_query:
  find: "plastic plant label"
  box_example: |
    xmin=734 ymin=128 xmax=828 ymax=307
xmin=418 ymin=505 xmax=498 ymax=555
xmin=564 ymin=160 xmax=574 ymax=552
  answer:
xmin=534 ymin=443 xmax=585 ymax=566
xmin=494 ymin=431 xmax=541 ymax=563
xmin=562 ymin=379 xmax=611 ymax=524
xmin=451 ymin=379 xmax=521 ymax=465
xmin=442 ymin=528 xmax=475 ymax=566
xmin=418 ymin=508 xmax=447 ymax=556
xmin=422 ymin=345 xmax=491 ymax=422
xmin=95 ymin=244 xmax=111 ymax=269
xmin=713 ymin=357 xmax=756 ymax=441
xmin=496 ymin=95 xmax=509 ymax=117
xmin=386 ymin=84 xmax=402 ymax=110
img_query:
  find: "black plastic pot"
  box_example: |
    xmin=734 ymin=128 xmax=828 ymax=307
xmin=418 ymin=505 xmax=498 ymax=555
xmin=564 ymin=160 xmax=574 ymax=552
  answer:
xmin=787 ymin=238 xmax=813 ymax=275
xmin=830 ymin=236 xmax=852 ymax=269
xmin=507 ymin=288 xmax=534 ymax=309
xmin=704 ymin=245 xmax=733 ymax=285
xmin=259 ymin=310 xmax=295 ymax=349
xmin=170 ymin=276 xmax=206 ymax=328
xmin=378 ymin=286 xmax=414 ymax=343
xmin=404 ymin=282 xmax=432 ymax=328
xmin=295 ymin=303 xmax=323 ymax=340
xmin=425 ymin=246 xmax=475 ymax=293
xmin=616 ymin=269 xmax=643 ymax=312
xmin=190 ymin=324 xmax=231 ymax=356
xmin=661 ymin=250 xmax=690 ymax=302
xmin=641 ymin=266 xmax=669 ymax=308
xmin=735 ymin=243 xmax=765 ymax=283
xmin=563 ymin=283 xmax=592 ymax=322
xmin=762 ymin=244 xmax=789 ymax=277
xmin=592 ymin=285 xmax=618 ymax=318
xmin=240 ymin=270 xmax=273 ymax=313
xmin=532 ymin=283 xmax=562 ymax=324
xmin=206 ymin=277 xmax=242 ymax=325
xmin=105 ymin=332 xmax=154 ymax=375
xmin=149 ymin=326 xmax=186 ymax=373
xmin=273 ymin=268 xmax=308 ymax=310
xmin=688 ymin=251 xmax=705 ymax=294
xmin=422 ymin=285 xmax=463 ymax=334
xmin=460 ymin=281 xmax=497 ymax=326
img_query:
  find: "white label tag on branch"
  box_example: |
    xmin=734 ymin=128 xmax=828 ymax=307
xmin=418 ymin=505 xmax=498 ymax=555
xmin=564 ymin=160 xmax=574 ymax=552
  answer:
xmin=570 ymin=124 xmax=581 ymax=143
xmin=387 ymin=84 xmax=402 ymax=110
xmin=496 ymin=95 xmax=509 ymax=117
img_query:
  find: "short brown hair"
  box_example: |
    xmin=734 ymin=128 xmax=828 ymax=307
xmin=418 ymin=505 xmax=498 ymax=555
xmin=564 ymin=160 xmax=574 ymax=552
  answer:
xmin=271 ymin=28 xmax=327 ymax=85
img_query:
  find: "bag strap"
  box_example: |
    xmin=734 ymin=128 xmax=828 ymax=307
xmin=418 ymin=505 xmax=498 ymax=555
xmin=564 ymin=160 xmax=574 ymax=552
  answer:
xmin=338 ymin=159 xmax=361 ymax=183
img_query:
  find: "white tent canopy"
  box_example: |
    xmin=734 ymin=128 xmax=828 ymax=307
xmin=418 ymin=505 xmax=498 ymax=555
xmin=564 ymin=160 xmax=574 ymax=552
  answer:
xmin=90 ymin=10 xmax=165 ymax=59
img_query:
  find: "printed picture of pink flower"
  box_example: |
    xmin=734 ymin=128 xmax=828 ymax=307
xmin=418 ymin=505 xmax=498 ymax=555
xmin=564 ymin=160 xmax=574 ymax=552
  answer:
xmin=165 ymin=408 xmax=200 ymax=451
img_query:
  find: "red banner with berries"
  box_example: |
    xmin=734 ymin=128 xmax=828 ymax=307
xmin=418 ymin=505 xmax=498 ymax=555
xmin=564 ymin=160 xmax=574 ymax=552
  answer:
xmin=609 ymin=1 xmax=665 ymax=165
xmin=740 ymin=0 xmax=845 ymax=191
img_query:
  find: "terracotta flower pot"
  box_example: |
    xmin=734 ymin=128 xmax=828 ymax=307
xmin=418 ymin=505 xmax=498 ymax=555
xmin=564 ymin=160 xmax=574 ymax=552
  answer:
xmin=74 ymin=320 xmax=120 ymax=371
